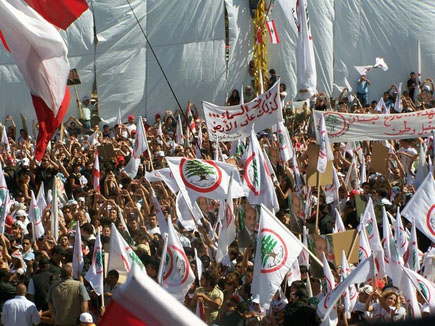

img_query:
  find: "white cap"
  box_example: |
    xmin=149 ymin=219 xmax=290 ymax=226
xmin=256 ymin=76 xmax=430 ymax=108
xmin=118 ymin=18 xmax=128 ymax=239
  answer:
xmin=79 ymin=312 xmax=93 ymax=323
xmin=15 ymin=209 xmax=27 ymax=217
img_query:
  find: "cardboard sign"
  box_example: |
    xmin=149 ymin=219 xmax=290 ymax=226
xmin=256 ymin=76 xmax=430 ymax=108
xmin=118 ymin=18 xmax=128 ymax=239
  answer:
xmin=306 ymin=143 xmax=333 ymax=186
xmin=370 ymin=143 xmax=389 ymax=175
xmin=98 ymin=143 xmax=117 ymax=161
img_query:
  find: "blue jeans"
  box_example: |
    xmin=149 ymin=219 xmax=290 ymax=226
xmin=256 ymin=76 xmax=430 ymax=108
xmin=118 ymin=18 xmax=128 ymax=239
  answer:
xmin=357 ymin=93 xmax=368 ymax=107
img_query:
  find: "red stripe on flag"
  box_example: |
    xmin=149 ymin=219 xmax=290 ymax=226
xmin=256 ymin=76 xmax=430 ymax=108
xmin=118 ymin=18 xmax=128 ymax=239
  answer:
xmin=0 ymin=29 xmax=10 ymax=52
xmin=25 ymin=0 xmax=88 ymax=30
xmin=99 ymin=299 xmax=147 ymax=326
xmin=32 ymin=87 xmax=70 ymax=161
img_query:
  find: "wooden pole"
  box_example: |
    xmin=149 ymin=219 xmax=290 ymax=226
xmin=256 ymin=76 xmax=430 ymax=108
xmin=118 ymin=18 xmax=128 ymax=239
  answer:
xmin=315 ymin=172 xmax=321 ymax=234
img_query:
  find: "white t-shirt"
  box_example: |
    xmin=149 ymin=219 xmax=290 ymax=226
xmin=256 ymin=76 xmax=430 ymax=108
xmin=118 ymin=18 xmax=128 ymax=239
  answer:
xmin=397 ymin=147 xmax=417 ymax=173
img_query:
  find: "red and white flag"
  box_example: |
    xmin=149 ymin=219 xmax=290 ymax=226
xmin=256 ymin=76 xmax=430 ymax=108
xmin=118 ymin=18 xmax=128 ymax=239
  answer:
xmin=318 ymin=256 xmax=374 ymax=321
xmin=107 ymin=223 xmax=146 ymax=276
xmin=123 ymin=116 xmax=148 ymax=178
xmin=93 ymin=151 xmax=100 ymax=190
xmin=0 ymin=0 xmax=77 ymax=161
xmin=28 ymin=190 xmax=44 ymax=240
xmin=161 ymin=218 xmax=195 ymax=301
xmin=406 ymin=218 xmax=421 ymax=272
xmin=99 ymin=263 xmax=207 ymax=326
xmin=216 ymin=173 xmax=236 ymax=262
xmin=401 ymin=173 xmax=435 ymax=243
xmin=195 ymin=300 xmax=206 ymax=322
xmin=394 ymin=208 xmax=409 ymax=258
xmin=321 ymin=252 xmax=338 ymax=326
xmin=186 ymin=102 xmax=196 ymax=134
xmin=266 ymin=20 xmax=280 ymax=44
xmin=340 ymin=251 xmax=357 ymax=319
xmin=166 ymin=157 xmax=244 ymax=209
xmin=72 ymin=223 xmax=84 ymax=279
xmin=316 ymin=114 xmax=333 ymax=173
xmin=85 ymin=232 xmax=104 ymax=296
xmin=402 ymin=265 xmax=435 ymax=313
xmin=276 ymin=122 xmax=293 ymax=163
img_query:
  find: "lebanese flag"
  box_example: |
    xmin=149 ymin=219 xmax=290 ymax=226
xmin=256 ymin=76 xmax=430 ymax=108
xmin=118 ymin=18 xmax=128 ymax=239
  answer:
xmin=99 ymin=264 xmax=207 ymax=326
xmin=0 ymin=0 xmax=73 ymax=161
xmin=266 ymin=20 xmax=280 ymax=44
xmin=25 ymin=0 xmax=88 ymax=30
xmin=93 ymin=150 xmax=100 ymax=190
xmin=186 ymin=102 xmax=196 ymax=134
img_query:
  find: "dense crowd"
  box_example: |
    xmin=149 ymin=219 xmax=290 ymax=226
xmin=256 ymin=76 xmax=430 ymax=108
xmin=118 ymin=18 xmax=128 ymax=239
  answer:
xmin=0 ymin=70 xmax=434 ymax=326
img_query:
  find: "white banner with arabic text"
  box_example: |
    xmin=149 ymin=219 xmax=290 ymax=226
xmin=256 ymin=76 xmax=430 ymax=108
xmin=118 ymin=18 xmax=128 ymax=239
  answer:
xmin=202 ymin=80 xmax=283 ymax=141
xmin=313 ymin=109 xmax=435 ymax=143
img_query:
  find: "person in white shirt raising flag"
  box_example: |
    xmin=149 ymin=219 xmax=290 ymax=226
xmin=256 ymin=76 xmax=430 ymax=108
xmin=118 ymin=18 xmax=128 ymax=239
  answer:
xmin=123 ymin=116 xmax=148 ymax=178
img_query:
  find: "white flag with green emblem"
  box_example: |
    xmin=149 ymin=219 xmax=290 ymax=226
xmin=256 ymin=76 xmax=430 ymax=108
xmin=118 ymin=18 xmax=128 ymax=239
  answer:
xmin=28 ymin=190 xmax=44 ymax=240
xmin=0 ymin=161 xmax=8 ymax=205
xmin=402 ymin=173 xmax=435 ymax=243
xmin=166 ymin=157 xmax=244 ymax=210
xmin=108 ymin=223 xmax=146 ymax=276
xmin=402 ymin=266 xmax=435 ymax=313
xmin=85 ymin=232 xmax=104 ymax=296
xmin=252 ymin=205 xmax=303 ymax=308
xmin=276 ymin=122 xmax=293 ymax=163
xmin=162 ymin=218 xmax=195 ymax=301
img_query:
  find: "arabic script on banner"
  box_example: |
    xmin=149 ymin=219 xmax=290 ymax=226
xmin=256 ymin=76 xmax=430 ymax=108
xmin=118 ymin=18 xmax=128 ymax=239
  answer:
xmin=313 ymin=109 xmax=435 ymax=143
xmin=202 ymin=80 xmax=283 ymax=141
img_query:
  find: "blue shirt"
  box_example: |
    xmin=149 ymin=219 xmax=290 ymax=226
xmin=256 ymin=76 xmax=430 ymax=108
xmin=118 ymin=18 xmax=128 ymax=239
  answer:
xmin=356 ymin=78 xmax=369 ymax=95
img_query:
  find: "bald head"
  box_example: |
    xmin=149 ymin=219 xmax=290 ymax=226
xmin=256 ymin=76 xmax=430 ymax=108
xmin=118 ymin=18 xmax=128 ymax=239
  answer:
xmin=61 ymin=265 xmax=73 ymax=279
xmin=16 ymin=283 xmax=27 ymax=296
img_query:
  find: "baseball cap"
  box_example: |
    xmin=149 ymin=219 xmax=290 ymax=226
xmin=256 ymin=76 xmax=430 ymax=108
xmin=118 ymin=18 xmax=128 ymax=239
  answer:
xmin=15 ymin=209 xmax=27 ymax=217
xmin=79 ymin=312 xmax=93 ymax=323
xmin=128 ymin=115 xmax=135 ymax=120
xmin=359 ymin=284 xmax=373 ymax=295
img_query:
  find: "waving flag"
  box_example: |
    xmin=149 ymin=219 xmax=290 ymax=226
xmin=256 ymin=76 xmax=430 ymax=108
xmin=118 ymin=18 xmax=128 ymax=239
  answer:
xmin=266 ymin=20 xmax=280 ymax=44
xmin=85 ymin=232 xmax=104 ymax=296
xmin=186 ymin=101 xmax=196 ymax=135
xmin=318 ymin=257 xmax=374 ymax=321
xmin=107 ymin=223 xmax=146 ymax=276
xmin=325 ymin=167 xmax=340 ymax=204
xmin=341 ymin=251 xmax=357 ymax=318
xmin=358 ymin=224 xmax=371 ymax=263
xmin=93 ymin=151 xmax=100 ymax=190
xmin=333 ymin=209 xmax=345 ymax=233
xmin=276 ymin=122 xmax=293 ymax=163
xmin=167 ymin=157 xmax=244 ymax=209
xmin=0 ymin=0 xmax=72 ymax=161
xmin=287 ymin=258 xmax=301 ymax=286
xmin=216 ymin=173 xmax=236 ymax=262
xmin=394 ymin=82 xmax=403 ymax=113
xmin=401 ymin=265 xmax=422 ymax=319
xmin=151 ymin=189 xmax=168 ymax=235
xmin=406 ymin=218 xmax=421 ymax=272
xmin=176 ymin=115 xmax=184 ymax=145
xmin=0 ymin=161 xmax=8 ymax=206
xmin=28 ymin=190 xmax=44 ymax=240
xmin=72 ymin=223 xmax=84 ymax=279
xmin=395 ymin=208 xmax=409 ymax=258
xmin=296 ymin=0 xmax=317 ymax=95
xmin=316 ymin=114 xmax=333 ymax=173
xmin=123 ymin=116 xmax=148 ymax=178
xmin=1 ymin=127 xmax=9 ymax=153
xmin=298 ymin=226 xmax=310 ymax=267
xmin=402 ymin=173 xmax=435 ymax=243
xmin=361 ymin=198 xmax=385 ymax=277
xmin=99 ymin=263 xmax=207 ymax=326
xmin=243 ymin=127 xmax=279 ymax=211
xmin=252 ymin=205 xmax=303 ymax=308
xmin=24 ymin=0 xmax=88 ymax=30
xmin=0 ymin=192 xmax=11 ymax=234
xmin=321 ymin=252 xmax=338 ymax=326
xmin=403 ymin=266 xmax=435 ymax=313
xmin=161 ymin=218 xmax=195 ymax=301
xmin=382 ymin=206 xmax=393 ymax=276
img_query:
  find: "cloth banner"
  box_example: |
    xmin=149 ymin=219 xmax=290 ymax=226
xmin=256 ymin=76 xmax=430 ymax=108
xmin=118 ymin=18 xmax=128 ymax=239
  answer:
xmin=203 ymin=80 xmax=283 ymax=141
xmin=313 ymin=109 xmax=435 ymax=143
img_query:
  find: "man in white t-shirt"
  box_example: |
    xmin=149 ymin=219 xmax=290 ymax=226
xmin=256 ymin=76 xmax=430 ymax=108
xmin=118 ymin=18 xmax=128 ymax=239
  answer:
xmin=396 ymin=139 xmax=418 ymax=175
xmin=126 ymin=115 xmax=137 ymax=135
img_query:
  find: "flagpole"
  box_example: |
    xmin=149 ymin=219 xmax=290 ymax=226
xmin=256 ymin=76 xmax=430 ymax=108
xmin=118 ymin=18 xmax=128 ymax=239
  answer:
xmin=315 ymin=172 xmax=321 ymax=235
xmin=157 ymin=233 xmax=169 ymax=285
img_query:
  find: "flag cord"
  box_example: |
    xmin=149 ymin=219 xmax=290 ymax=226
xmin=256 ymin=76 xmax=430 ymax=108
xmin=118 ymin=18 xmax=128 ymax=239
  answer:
xmin=125 ymin=0 xmax=202 ymax=155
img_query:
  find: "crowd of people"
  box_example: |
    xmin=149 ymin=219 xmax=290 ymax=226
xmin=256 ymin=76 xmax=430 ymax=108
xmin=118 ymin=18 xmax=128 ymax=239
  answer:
xmin=0 ymin=68 xmax=434 ymax=326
